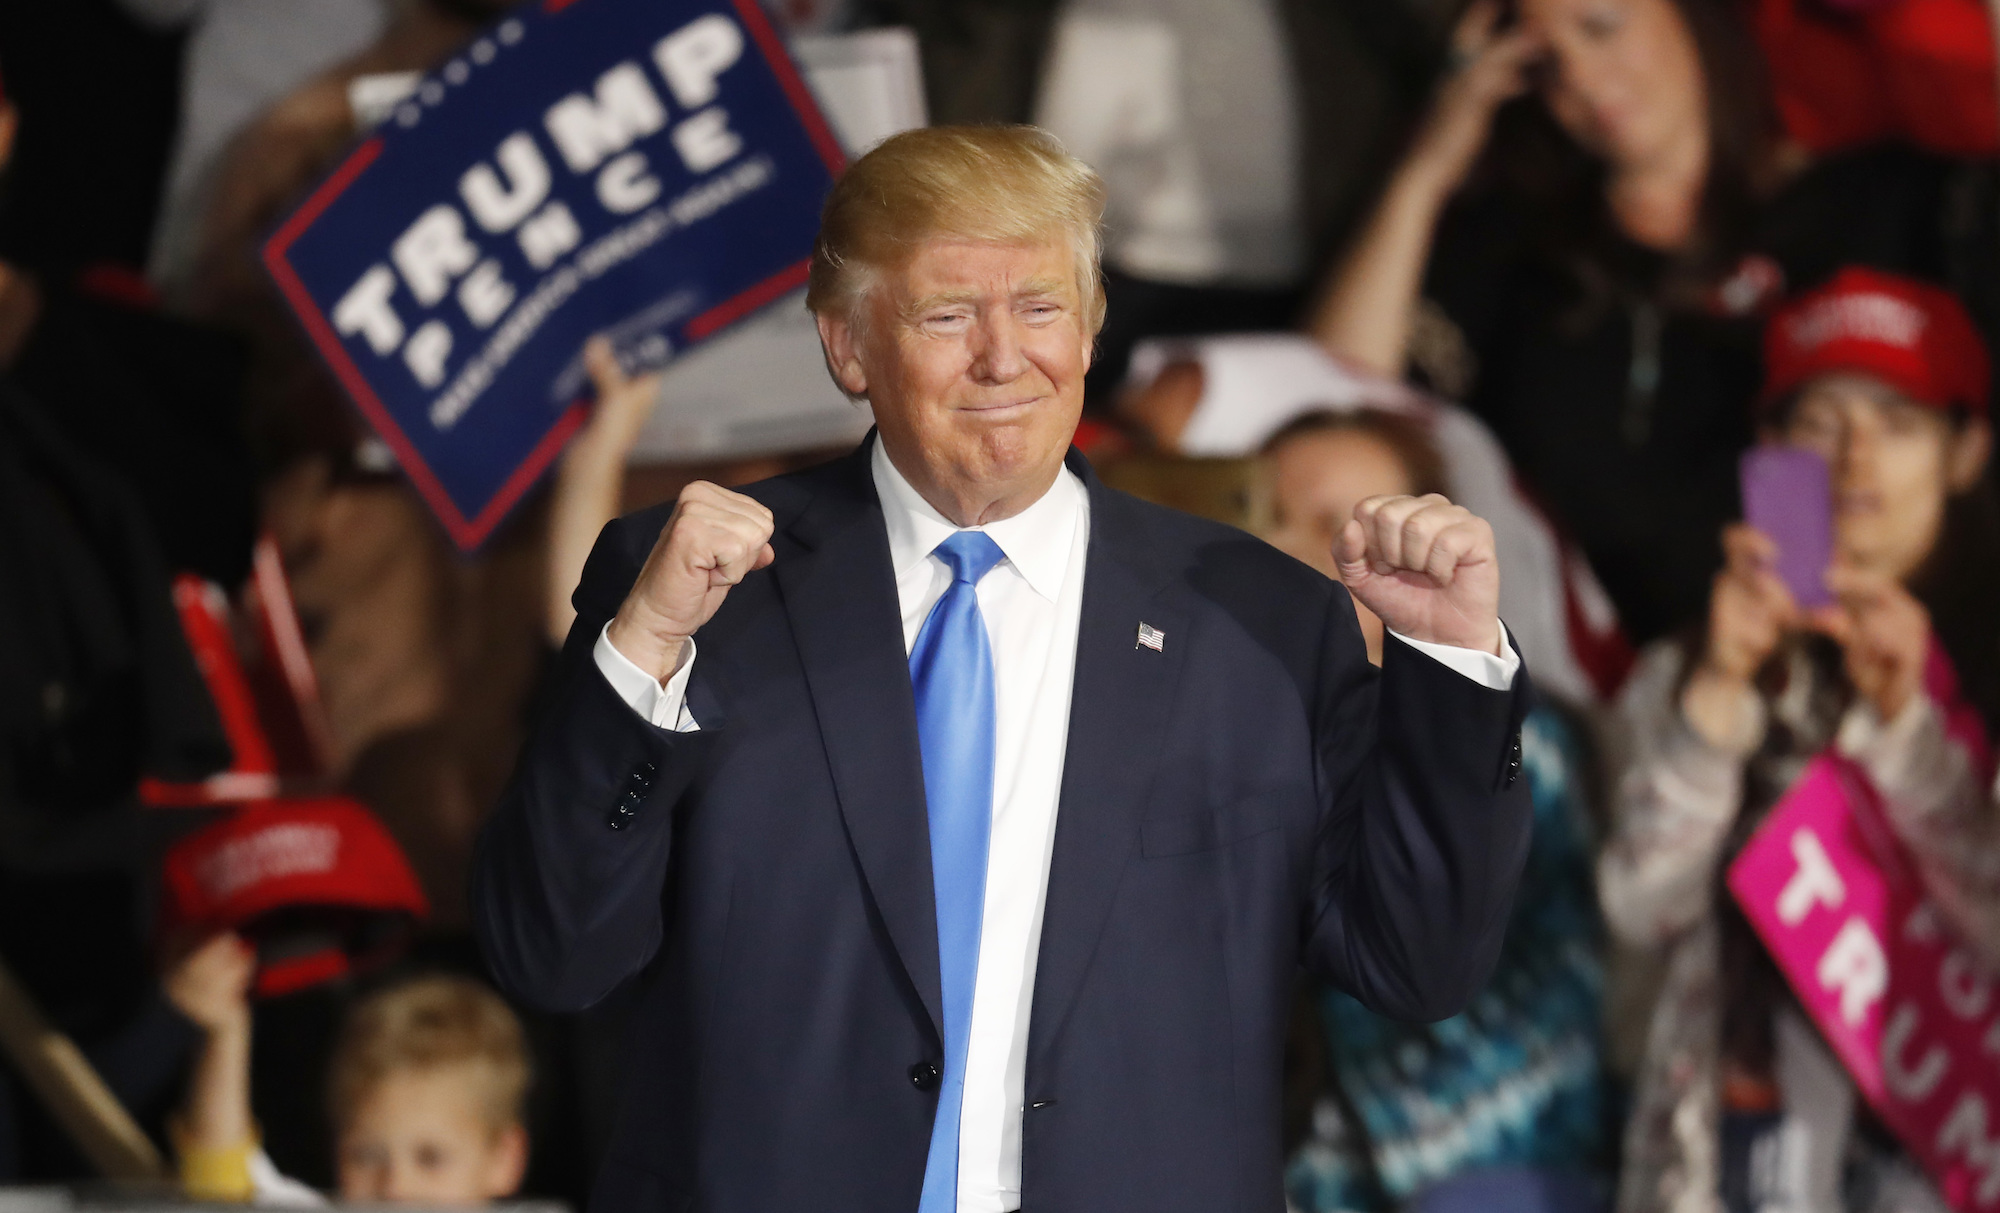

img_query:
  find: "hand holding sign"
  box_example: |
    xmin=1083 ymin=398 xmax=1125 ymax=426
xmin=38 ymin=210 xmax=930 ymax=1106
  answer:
xmin=546 ymin=337 xmax=668 ymax=645
xmin=577 ymin=337 xmax=666 ymax=458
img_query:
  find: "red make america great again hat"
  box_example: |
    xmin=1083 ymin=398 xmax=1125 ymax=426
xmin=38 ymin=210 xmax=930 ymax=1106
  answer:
xmin=1762 ymin=266 xmax=1990 ymax=416
xmin=160 ymin=798 xmax=429 ymax=996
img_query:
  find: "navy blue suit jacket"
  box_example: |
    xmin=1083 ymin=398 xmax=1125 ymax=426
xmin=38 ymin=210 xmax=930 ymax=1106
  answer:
xmin=473 ymin=441 xmax=1533 ymax=1212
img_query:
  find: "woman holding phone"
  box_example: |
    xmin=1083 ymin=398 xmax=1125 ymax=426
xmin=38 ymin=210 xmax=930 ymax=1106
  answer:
xmin=1309 ymin=0 xmax=1990 ymax=644
xmin=1601 ymin=269 xmax=2000 ymax=1213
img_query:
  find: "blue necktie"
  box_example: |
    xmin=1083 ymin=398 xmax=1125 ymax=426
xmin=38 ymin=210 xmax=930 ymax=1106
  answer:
xmin=910 ymin=531 xmax=1005 ymax=1213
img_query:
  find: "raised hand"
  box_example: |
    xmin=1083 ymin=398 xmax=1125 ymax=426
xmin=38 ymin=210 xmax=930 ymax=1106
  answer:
xmin=1808 ymin=563 xmax=1930 ymax=722
xmin=575 ymin=336 xmax=664 ymax=460
xmin=164 ymin=932 xmax=256 ymax=1037
xmin=1682 ymin=524 xmax=1797 ymax=750
xmin=605 ymin=481 xmax=776 ymax=683
xmin=548 ymin=336 xmax=668 ymax=646
xmin=165 ymin=932 xmax=258 ymax=1167
xmin=1699 ymin=525 xmax=1798 ymax=684
xmin=1333 ymin=494 xmax=1502 ymax=656
xmin=1406 ymin=0 xmax=1544 ymax=198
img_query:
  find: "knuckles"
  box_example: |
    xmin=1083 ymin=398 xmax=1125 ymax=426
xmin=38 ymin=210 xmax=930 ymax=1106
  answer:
xmin=1362 ymin=495 xmax=1492 ymax=569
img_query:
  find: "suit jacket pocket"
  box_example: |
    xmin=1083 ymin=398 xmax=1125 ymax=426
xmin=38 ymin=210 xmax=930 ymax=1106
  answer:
xmin=1140 ymin=793 xmax=1285 ymax=858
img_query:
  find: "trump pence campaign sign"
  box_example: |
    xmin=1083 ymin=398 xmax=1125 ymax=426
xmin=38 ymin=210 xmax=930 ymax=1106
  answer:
xmin=263 ymin=0 xmax=845 ymax=549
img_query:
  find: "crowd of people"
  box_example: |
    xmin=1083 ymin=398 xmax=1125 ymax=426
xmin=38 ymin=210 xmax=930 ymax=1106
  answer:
xmin=3 ymin=0 xmax=2000 ymax=1209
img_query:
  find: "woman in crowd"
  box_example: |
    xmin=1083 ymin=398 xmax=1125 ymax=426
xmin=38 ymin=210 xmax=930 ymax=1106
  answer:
xmin=1266 ymin=409 xmax=1611 ymax=1213
xmin=1311 ymin=0 xmax=1989 ymax=644
xmin=1601 ymin=268 xmax=2000 ymax=1213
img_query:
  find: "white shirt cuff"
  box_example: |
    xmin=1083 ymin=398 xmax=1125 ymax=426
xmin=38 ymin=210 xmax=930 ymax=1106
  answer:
xmin=1389 ymin=622 xmax=1519 ymax=691
xmin=593 ymin=624 xmax=700 ymax=731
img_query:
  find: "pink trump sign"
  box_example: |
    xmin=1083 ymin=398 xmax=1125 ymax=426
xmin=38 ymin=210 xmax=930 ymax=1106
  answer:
xmin=1729 ymin=752 xmax=2000 ymax=1211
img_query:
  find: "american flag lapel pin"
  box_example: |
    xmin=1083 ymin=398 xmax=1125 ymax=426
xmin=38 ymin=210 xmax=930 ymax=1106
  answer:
xmin=1135 ymin=622 xmax=1166 ymax=652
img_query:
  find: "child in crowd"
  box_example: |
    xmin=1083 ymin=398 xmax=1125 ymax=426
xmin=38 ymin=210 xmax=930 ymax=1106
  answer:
xmin=1262 ymin=410 xmax=1450 ymax=665
xmin=1268 ymin=410 xmax=1611 ymax=1213
xmin=1602 ymin=267 xmax=2000 ymax=1213
xmin=171 ymin=934 xmax=530 ymax=1206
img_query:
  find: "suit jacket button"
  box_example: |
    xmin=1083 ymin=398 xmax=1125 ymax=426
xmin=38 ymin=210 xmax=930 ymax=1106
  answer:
xmin=909 ymin=1062 xmax=941 ymax=1091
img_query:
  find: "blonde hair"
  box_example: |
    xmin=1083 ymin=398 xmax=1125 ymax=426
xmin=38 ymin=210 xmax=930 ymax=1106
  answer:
xmin=328 ymin=975 xmax=530 ymax=1134
xmin=805 ymin=125 xmax=1108 ymax=336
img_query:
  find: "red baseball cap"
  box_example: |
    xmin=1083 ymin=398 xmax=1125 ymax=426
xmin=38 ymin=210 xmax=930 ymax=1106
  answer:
xmin=160 ymin=798 xmax=429 ymax=997
xmin=1761 ymin=266 xmax=1989 ymax=417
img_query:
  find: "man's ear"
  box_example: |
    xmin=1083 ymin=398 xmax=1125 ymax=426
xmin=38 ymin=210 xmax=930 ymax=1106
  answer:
xmin=1947 ymin=416 xmax=1991 ymax=492
xmin=814 ymin=310 xmax=869 ymax=399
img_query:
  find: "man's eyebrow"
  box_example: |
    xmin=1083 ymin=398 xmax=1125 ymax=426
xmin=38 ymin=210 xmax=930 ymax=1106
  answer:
xmin=903 ymin=289 xmax=982 ymax=316
xmin=903 ymin=279 xmax=1075 ymax=317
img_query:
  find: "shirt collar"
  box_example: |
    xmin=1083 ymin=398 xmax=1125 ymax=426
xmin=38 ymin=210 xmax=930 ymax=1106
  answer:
xmin=870 ymin=437 xmax=1083 ymax=604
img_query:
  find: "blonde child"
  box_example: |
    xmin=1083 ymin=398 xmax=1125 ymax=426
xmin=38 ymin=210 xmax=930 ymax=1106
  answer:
xmin=171 ymin=939 xmax=530 ymax=1206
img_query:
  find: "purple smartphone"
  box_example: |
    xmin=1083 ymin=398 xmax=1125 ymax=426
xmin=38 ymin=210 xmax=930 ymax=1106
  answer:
xmin=1739 ymin=446 xmax=1836 ymax=609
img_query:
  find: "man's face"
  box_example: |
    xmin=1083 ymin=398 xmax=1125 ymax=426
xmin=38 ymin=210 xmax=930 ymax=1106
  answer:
xmin=336 ymin=1065 xmax=526 ymax=1205
xmin=821 ymin=236 xmax=1091 ymax=522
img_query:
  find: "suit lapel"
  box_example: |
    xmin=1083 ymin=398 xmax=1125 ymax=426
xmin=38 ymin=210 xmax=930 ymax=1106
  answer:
xmin=1028 ymin=462 xmax=1189 ymax=1072
xmin=774 ymin=445 xmax=944 ymax=1043
xmin=770 ymin=446 xmax=1191 ymax=1058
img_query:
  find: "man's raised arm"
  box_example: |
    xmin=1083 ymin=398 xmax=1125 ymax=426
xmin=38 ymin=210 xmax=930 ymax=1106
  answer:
xmin=472 ymin=479 xmax=774 ymax=1013
xmin=1301 ymin=494 xmax=1535 ymax=1021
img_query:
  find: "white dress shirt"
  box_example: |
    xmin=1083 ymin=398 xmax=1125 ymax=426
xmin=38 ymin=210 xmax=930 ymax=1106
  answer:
xmin=593 ymin=442 xmax=1519 ymax=1210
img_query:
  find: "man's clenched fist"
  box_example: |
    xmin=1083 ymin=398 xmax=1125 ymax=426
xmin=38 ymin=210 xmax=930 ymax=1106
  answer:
xmin=1333 ymin=493 xmax=1503 ymax=656
xmin=606 ymin=482 xmax=775 ymax=683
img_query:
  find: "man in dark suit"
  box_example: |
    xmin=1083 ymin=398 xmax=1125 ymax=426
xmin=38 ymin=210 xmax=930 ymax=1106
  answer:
xmin=474 ymin=125 xmax=1532 ymax=1213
